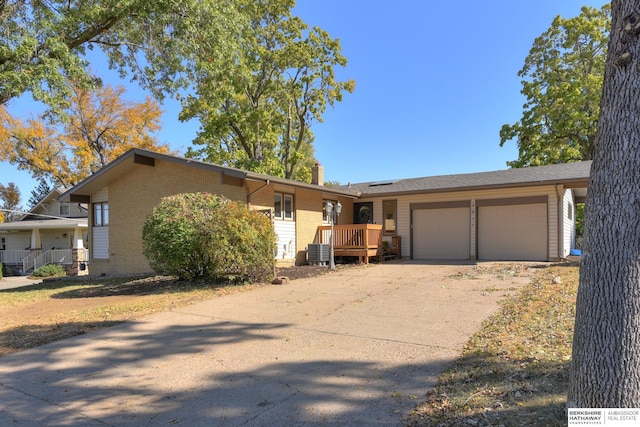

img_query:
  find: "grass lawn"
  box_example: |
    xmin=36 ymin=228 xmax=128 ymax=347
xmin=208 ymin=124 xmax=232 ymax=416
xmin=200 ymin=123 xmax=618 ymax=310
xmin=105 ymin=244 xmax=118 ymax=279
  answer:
xmin=407 ymin=264 xmax=578 ymax=426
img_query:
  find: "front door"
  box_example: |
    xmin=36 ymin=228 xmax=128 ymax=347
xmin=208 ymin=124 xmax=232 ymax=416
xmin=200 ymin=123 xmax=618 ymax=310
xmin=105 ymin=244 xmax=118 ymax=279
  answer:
xmin=353 ymin=202 xmax=373 ymax=224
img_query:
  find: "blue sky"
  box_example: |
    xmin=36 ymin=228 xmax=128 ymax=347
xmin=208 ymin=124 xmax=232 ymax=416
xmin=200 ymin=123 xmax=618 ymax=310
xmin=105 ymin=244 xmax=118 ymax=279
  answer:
xmin=1 ymin=0 xmax=608 ymax=205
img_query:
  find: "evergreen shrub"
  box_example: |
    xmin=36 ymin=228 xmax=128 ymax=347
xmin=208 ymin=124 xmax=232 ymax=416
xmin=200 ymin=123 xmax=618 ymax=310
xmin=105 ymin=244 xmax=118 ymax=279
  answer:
xmin=32 ymin=264 xmax=66 ymax=278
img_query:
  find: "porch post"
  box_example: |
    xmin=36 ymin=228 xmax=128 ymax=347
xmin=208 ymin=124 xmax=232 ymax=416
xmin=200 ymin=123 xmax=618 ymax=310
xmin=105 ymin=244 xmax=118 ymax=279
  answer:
xmin=72 ymin=228 xmax=84 ymax=249
xmin=71 ymin=228 xmax=88 ymax=276
xmin=30 ymin=228 xmax=41 ymax=250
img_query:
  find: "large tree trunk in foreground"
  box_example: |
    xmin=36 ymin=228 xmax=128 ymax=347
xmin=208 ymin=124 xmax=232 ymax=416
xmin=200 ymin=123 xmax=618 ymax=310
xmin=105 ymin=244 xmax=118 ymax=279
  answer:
xmin=568 ymin=0 xmax=640 ymax=408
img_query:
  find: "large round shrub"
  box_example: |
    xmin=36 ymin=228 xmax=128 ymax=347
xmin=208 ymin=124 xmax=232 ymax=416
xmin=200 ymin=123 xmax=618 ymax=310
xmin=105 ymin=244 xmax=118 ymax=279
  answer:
xmin=142 ymin=193 xmax=276 ymax=282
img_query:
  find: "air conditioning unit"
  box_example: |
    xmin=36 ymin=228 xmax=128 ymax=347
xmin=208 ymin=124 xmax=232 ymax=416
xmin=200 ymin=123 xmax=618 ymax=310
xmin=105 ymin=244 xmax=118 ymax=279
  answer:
xmin=307 ymin=243 xmax=330 ymax=265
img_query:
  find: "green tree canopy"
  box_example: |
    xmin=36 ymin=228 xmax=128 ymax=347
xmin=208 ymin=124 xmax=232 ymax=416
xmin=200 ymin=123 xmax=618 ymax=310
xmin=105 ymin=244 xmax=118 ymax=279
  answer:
xmin=0 ymin=0 xmax=240 ymax=114
xmin=182 ymin=0 xmax=355 ymax=181
xmin=27 ymin=180 xmax=52 ymax=209
xmin=500 ymin=4 xmax=610 ymax=168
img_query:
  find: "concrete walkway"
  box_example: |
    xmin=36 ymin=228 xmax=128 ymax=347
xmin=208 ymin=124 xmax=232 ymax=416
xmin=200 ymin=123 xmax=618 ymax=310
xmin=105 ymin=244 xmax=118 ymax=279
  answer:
xmin=0 ymin=275 xmax=43 ymax=290
xmin=0 ymin=262 xmax=534 ymax=426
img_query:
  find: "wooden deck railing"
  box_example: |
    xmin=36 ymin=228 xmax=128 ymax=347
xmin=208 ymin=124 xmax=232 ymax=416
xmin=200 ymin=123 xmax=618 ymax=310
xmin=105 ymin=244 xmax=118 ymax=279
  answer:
xmin=316 ymin=224 xmax=383 ymax=264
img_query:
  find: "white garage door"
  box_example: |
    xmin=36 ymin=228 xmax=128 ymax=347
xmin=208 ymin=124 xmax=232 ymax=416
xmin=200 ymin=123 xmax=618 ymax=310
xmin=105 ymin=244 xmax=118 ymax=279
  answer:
xmin=478 ymin=203 xmax=547 ymax=261
xmin=413 ymin=207 xmax=470 ymax=259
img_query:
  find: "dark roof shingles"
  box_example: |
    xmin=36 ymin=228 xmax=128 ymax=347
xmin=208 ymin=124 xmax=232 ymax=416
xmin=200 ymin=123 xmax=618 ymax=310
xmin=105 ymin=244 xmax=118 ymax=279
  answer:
xmin=341 ymin=161 xmax=592 ymax=195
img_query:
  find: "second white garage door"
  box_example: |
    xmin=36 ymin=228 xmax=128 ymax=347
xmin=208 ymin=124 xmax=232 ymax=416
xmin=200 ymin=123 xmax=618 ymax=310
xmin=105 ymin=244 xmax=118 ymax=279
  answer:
xmin=413 ymin=207 xmax=470 ymax=259
xmin=478 ymin=203 xmax=547 ymax=261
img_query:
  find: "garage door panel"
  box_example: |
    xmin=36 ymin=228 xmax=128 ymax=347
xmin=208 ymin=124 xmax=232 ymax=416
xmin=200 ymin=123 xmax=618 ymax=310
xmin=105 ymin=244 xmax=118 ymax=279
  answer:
xmin=478 ymin=204 xmax=547 ymax=261
xmin=413 ymin=207 xmax=470 ymax=260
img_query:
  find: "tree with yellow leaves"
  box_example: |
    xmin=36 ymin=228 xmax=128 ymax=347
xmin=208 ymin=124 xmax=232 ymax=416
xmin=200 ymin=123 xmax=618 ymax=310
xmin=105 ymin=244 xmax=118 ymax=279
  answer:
xmin=0 ymin=183 xmax=21 ymax=222
xmin=0 ymin=82 xmax=170 ymax=187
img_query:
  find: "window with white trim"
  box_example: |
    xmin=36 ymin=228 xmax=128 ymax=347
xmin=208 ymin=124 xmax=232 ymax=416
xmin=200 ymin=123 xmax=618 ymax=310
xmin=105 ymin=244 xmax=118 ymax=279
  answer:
xmin=274 ymin=193 xmax=293 ymax=220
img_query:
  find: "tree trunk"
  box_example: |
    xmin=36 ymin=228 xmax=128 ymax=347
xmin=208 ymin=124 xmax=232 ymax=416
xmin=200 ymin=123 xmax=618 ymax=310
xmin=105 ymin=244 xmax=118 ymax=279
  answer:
xmin=568 ymin=0 xmax=640 ymax=408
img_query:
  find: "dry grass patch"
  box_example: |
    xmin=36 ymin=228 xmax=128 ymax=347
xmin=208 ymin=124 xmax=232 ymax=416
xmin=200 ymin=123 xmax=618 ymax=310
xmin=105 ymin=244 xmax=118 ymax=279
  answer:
xmin=0 ymin=275 xmax=268 ymax=357
xmin=408 ymin=263 xmax=578 ymax=427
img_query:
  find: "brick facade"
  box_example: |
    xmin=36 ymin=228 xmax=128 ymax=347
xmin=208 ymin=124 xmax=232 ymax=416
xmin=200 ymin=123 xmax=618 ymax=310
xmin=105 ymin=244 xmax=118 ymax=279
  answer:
xmin=85 ymin=156 xmax=349 ymax=276
xmin=90 ymin=159 xmax=248 ymax=276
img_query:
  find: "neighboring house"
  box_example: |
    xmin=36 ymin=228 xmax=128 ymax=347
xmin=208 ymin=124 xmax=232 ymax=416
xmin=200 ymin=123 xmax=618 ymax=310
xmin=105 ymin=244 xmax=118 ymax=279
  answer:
xmin=58 ymin=148 xmax=590 ymax=277
xmin=0 ymin=188 xmax=89 ymax=276
xmin=340 ymin=161 xmax=590 ymax=262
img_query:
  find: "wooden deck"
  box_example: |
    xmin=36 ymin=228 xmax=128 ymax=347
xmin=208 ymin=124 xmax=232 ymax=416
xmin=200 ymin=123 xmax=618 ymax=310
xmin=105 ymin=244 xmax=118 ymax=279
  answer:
xmin=316 ymin=224 xmax=383 ymax=264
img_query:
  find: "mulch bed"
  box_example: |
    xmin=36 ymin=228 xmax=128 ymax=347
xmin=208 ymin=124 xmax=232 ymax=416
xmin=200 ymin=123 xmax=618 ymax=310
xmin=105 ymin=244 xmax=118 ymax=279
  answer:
xmin=276 ymin=262 xmax=363 ymax=281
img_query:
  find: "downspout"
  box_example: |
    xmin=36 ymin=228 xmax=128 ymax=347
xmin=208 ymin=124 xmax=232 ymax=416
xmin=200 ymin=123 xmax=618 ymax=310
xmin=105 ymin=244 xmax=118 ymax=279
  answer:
xmin=555 ymin=184 xmax=563 ymax=260
xmin=247 ymin=179 xmax=270 ymax=206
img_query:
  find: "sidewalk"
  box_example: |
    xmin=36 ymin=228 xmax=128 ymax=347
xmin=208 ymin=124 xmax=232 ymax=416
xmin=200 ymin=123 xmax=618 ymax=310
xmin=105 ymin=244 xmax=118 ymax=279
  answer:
xmin=0 ymin=275 xmax=43 ymax=290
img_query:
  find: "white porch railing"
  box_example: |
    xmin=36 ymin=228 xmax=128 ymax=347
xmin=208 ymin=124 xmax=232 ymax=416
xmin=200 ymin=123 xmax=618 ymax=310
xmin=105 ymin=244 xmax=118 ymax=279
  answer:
xmin=2 ymin=249 xmax=88 ymax=274
xmin=22 ymin=250 xmax=42 ymax=273
xmin=33 ymin=250 xmax=73 ymax=271
xmin=0 ymin=250 xmax=31 ymax=264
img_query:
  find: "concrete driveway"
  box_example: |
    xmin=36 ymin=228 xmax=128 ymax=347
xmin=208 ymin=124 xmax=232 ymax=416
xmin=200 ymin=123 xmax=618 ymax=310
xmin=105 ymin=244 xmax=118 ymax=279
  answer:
xmin=0 ymin=261 xmax=537 ymax=426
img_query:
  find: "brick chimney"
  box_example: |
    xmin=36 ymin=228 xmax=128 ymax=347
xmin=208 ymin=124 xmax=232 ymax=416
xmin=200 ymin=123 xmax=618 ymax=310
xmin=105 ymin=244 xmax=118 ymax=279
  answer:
xmin=312 ymin=163 xmax=324 ymax=186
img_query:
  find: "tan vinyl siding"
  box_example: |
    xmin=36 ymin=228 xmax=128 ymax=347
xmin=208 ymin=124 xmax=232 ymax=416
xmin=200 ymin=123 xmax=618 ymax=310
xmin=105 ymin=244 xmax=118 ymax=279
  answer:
xmin=361 ymin=185 xmax=561 ymax=261
xmin=470 ymin=200 xmax=477 ymax=259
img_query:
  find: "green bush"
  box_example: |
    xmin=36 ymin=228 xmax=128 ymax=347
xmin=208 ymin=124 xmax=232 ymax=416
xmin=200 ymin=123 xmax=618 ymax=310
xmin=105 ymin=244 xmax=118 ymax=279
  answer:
xmin=32 ymin=264 xmax=67 ymax=278
xmin=142 ymin=193 xmax=276 ymax=283
xmin=0 ymin=262 xmax=3 ymax=280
